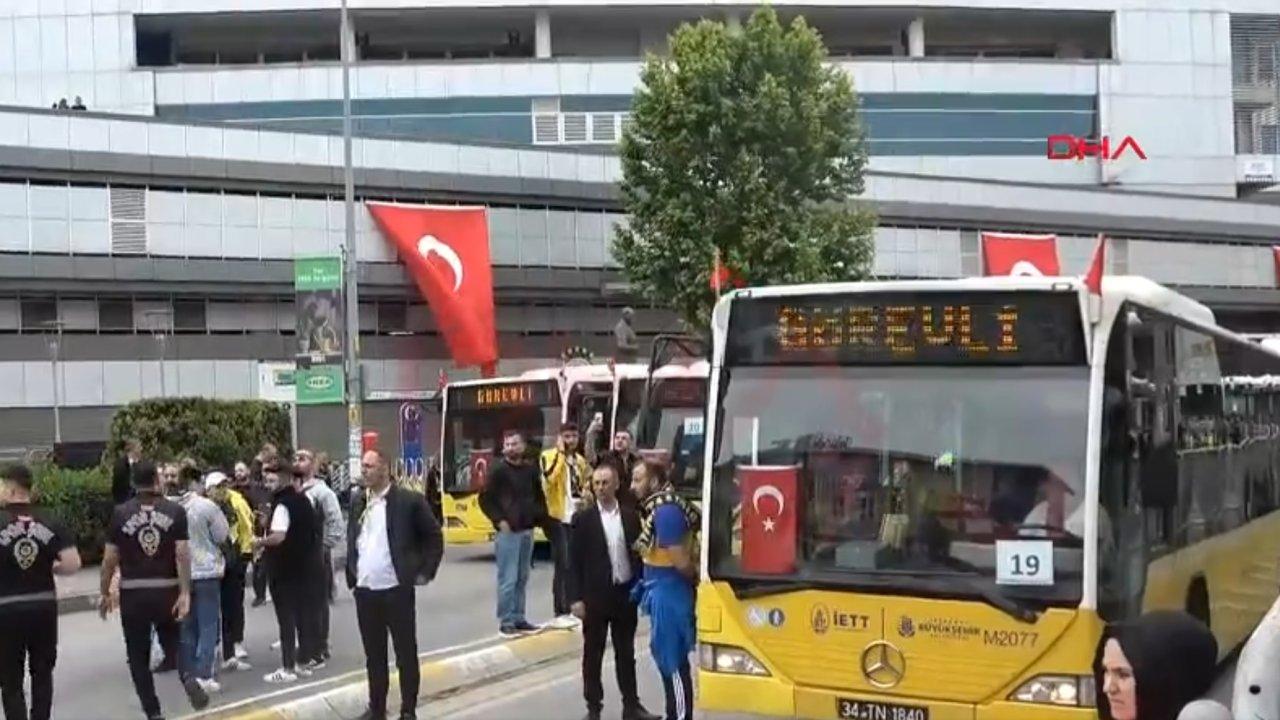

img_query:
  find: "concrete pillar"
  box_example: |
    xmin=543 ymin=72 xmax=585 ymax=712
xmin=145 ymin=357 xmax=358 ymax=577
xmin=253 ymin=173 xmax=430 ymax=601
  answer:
xmin=535 ymin=9 xmax=552 ymax=59
xmin=908 ymin=17 xmax=925 ymax=58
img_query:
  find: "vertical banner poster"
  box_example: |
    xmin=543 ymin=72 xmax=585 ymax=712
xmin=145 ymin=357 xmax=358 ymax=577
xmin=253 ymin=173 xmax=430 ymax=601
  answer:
xmin=399 ymin=402 xmax=425 ymax=493
xmin=294 ymin=256 xmax=346 ymax=405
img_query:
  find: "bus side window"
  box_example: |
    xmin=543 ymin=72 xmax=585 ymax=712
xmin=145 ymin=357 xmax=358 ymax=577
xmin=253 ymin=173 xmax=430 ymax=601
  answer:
xmin=1128 ymin=312 xmax=1178 ymax=513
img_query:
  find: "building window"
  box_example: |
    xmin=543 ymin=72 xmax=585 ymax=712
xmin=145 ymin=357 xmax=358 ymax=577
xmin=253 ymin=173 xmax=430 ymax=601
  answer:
xmin=20 ymin=299 xmax=57 ymax=331
xmin=99 ymin=300 xmax=135 ymax=333
xmin=173 ymin=300 xmax=208 ymax=333
xmin=378 ymin=302 xmax=408 ymax=334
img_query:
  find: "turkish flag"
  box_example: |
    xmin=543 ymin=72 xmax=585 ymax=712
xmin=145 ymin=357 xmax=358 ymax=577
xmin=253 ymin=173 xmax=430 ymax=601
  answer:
xmin=367 ymin=202 xmax=498 ymax=369
xmin=1273 ymin=246 xmax=1280 ymax=286
xmin=982 ymin=232 xmax=1061 ymax=276
xmin=739 ymin=465 xmax=800 ymax=574
xmin=468 ymin=448 xmax=493 ymax=493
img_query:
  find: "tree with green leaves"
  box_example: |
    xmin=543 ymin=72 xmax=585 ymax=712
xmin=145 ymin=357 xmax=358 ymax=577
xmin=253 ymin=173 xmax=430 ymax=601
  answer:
xmin=613 ymin=7 xmax=876 ymax=332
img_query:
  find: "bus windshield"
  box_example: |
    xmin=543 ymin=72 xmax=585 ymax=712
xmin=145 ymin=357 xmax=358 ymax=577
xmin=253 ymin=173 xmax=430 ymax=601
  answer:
xmin=622 ymin=376 xmax=706 ymax=491
xmin=442 ymin=380 xmax=561 ymax=494
xmin=708 ymin=364 xmax=1091 ymax=606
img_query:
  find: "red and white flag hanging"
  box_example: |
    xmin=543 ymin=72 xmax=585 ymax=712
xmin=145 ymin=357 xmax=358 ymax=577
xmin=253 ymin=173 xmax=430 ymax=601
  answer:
xmin=739 ymin=465 xmax=800 ymax=575
xmin=1272 ymin=246 xmax=1280 ymax=287
xmin=982 ymin=232 xmax=1061 ymax=277
xmin=367 ymin=202 xmax=498 ymax=370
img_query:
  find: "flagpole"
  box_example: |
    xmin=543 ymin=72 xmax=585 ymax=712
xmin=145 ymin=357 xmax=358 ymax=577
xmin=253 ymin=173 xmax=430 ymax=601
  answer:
xmin=340 ymin=0 xmax=363 ymax=482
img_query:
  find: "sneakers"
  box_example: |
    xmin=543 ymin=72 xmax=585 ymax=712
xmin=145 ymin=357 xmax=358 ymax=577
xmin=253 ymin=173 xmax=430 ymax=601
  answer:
xmin=196 ymin=678 xmax=222 ymax=695
xmin=182 ymin=677 xmax=210 ymax=710
xmin=295 ymin=664 xmax=314 ymax=678
xmin=548 ymin=614 xmax=581 ymax=630
xmin=234 ymin=643 xmax=249 ymax=660
xmin=222 ymin=657 xmax=252 ymax=672
xmin=263 ymin=668 xmax=298 ymax=684
xmin=302 ymin=657 xmax=327 ymax=672
xmin=513 ymin=620 xmax=542 ymax=633
xmin=498 ymin=624 xmax=521 ymax=638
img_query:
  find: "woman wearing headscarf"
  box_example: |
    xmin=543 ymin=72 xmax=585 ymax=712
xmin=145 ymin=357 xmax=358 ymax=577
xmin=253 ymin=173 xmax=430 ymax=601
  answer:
xmin=1093 ymin=610 xmax=1219 ymax=720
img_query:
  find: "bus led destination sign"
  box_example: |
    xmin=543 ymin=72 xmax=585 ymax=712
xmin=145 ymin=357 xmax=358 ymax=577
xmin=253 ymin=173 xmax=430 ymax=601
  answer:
xmin=453 ymin=381 xmax=558 ymax=410
xmin=727 ymin=292 xmax=1085 ymax=365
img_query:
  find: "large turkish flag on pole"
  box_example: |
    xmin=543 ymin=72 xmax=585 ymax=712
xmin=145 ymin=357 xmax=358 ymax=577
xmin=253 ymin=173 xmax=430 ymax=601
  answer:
xmin=982 ymin=232 xmax=1061 ymax=276
xmin=367 ymin=202 xmax=498 ymax=370
xmin=739 ymin=465 xmax=800 ymax=574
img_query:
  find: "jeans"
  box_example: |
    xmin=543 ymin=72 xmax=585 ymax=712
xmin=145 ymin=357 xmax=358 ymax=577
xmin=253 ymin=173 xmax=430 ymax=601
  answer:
xmin=354 ymin=586 xmax=418 ymax=716
xmin=0 ymin=604 xmax=57 ymax=720
xmin=494 ymin=529 xmax=533 ymax=627
xmin=181 ymin=579 xmax=221 ymax=681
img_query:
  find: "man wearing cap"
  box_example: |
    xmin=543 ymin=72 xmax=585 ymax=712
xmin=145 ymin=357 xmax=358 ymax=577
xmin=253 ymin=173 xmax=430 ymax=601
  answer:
xmin=177 ymin=467 xmax=229 ymax=695
xmin=206 ymin=471 xmax=254 ymax=671
xmin=0 ymin=463 xmax=81 ymax=720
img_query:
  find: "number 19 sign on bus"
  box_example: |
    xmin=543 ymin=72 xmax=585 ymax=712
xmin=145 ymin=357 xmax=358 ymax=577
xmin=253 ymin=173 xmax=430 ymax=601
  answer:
xmin=696 ymin=276 xmax=1280 ymax=719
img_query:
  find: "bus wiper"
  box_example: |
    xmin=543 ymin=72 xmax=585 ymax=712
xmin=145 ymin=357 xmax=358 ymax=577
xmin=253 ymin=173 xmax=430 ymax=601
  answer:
xmin=962 ymin=579 xmax=1040 ymax=624
xmin=732 ymin=579 xmax=821 ymax=599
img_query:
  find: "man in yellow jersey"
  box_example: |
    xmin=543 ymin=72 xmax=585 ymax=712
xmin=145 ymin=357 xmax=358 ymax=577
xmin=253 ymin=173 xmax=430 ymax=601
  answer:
xmin=630 ymin=461 xmax=700 ymax=720
xmin=540 ymin=423 xmax=591 ymax=629
xmin=206 ymin=471 xmax=255 ymax=671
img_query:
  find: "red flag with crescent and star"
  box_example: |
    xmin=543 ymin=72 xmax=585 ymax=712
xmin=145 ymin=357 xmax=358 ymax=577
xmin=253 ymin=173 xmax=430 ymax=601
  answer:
xmin=739 ymin=465 xmax=800 ymax=574
xmin=468 ymin=448 xmax=493 ymax=493
xmin=981 ymin=232 xmax=1061 ymax=277
xmin=367 ymin=202 xmax=498 ymax=370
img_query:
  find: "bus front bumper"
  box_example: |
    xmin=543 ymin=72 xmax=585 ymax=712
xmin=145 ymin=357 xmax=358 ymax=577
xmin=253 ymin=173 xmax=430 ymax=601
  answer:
xmin=698 ymin=671 xmax=1098 ymax=720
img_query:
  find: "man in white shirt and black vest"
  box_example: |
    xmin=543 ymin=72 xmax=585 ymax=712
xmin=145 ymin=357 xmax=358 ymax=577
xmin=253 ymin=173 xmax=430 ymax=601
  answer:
xmin=568 ymin=464 xmax=660 ymax=720
xmin=346 ymin=449 xmax=444 ymax=720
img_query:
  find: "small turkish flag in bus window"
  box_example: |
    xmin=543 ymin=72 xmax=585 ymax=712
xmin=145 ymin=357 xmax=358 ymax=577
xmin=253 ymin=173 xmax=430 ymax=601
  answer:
xmin=468 ymin=448 xmax=493 ymax=493
xmin=981 ymin=232 xmax=1061 ymax=276
xmin=739 ymin=465 xmax=800 ymax=574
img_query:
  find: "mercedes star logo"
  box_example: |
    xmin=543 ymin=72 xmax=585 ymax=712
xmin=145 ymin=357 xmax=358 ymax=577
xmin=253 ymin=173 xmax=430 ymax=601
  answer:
xmin=860 ymin=641 xmax=906 ymax=689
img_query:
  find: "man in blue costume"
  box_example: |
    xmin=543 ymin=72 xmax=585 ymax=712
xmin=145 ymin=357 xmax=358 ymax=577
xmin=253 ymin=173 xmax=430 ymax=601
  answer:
xmin=630 ymin=460 xmax=700 ymax=720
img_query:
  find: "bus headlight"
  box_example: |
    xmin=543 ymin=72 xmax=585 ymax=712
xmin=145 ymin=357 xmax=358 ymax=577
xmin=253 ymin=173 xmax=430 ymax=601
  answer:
xmin=698 ymin=643 xmax=770 ymax=676
xmin=1009 ymin=675 xmax=1095 ymax=707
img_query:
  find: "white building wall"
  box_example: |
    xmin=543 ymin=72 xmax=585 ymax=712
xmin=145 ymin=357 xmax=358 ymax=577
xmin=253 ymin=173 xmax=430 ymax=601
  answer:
xmin=0 ymin=0 xmax=154 ymax=114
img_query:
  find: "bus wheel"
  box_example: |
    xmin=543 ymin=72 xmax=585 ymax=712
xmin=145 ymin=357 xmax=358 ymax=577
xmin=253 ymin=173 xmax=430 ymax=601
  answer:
xmin=1186 ymin=578 xmax=1211 ymax=631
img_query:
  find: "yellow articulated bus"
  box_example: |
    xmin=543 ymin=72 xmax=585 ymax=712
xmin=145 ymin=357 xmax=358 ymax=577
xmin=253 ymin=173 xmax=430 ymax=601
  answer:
xmin=439 ymin=362 xmax=648 ymax=545
xmin=696 ymin=276 xmax=1280 ymax=719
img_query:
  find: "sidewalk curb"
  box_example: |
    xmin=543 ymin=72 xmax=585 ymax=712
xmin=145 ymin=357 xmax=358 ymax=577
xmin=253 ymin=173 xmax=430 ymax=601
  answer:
xmin=189 ymin=628 xmax=587 ymax=720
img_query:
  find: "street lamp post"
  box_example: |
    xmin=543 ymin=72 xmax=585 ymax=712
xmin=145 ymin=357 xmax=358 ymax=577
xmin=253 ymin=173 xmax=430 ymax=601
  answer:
xmin=340 ymin=0 xmax=363 ymax=482
xmin=40 ymin=320 xmax=65 ymax=445
xmin=144 ymin=309 xmax=174 ymax=398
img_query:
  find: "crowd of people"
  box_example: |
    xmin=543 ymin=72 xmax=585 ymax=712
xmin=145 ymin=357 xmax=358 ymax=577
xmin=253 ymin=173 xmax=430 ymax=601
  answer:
xmin=479 ymin=421 xmax=700 ymax=720
xmin=0 ymin=420 xmax=1256 ymax=720
xmin=1 ymin=439 xmax=442 ymax=720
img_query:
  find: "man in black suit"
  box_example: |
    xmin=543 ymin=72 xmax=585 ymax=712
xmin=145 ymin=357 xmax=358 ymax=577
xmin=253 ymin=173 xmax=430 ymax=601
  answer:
xmin=110 ymin=439 xmax=142 ymax=505
xmin=569 ymin=465 xmax=659 ymax=720
xmin=346 ymin=449 xmax=444 ymax=720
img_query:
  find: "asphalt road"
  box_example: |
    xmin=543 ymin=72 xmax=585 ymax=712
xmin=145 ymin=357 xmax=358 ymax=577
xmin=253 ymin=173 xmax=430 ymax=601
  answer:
xmin=50 ymin=545 xmax=555 ymax=720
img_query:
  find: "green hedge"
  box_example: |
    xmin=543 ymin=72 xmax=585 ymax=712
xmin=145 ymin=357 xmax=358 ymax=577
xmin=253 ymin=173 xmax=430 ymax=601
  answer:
xmin=29 ymin=463 xmax=113 ymax=564
xmin=105 ymin=398 xmax=292 ymax=470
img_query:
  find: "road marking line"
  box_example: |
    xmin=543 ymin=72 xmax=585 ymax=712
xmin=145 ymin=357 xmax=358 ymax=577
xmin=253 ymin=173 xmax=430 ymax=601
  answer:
xmin=176 ymin=634 xmax=504 ymax=719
